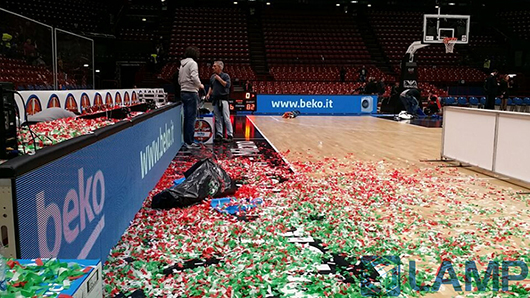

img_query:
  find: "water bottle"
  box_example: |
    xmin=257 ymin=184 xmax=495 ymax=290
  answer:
xmin=0 ymin=244 xmax=7 ymax=292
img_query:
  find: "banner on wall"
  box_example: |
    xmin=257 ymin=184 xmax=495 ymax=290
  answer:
xmin=14 ymin=105 xmax=182 ymax=262
xmin=15 ymin=89 xmax=155 ymax=121
xmin=256 ymin=95 xmax=377 ymax=115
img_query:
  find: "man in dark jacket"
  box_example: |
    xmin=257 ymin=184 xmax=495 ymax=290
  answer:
xmin=206 ymin=60 xmax=233 ymax=143
xmin=243 ymin=80 xmax=253 ymax=92
xmin=359 ymin=65 xmax=368 ymax=82
xmin=365 ymin=77 xmax=378 ymax=94
xmin=399 ymin=88 xmax=425 ymax=116
xmin=499 ymin=74 xmax=509 ymax=111
xmin=484 ymin=70 xmax=499 ymax=110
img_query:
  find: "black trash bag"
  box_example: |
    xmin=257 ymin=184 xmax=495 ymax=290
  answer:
xmin=151 ymin=158 xmax=237 ymax=209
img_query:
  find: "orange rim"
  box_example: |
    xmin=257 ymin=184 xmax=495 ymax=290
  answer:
xmin=443 ymin=37 xmax=458 ymax=44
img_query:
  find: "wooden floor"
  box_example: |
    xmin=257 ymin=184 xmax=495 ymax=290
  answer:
xmin=249 ymin=115 xmax=530 ymax=190
xmin=249 ymin=115 xmax=441 ymax=166
xmin=248 ymin=115 xmax=530 ymax=297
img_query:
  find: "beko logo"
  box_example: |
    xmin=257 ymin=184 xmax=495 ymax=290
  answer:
xmin=36 ymin=168 xmax=105 ymax=258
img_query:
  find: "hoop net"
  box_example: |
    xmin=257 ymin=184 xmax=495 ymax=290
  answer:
xmin=443 ymin=37 xmax=458 ymax=53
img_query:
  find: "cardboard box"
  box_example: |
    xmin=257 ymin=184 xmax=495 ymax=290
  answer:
xmin=13 ymin=259 xmax=102 ymax=297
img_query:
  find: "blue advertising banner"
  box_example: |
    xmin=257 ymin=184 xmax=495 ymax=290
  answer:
xmin=256 ymin=94 xmax=377 ymax=115
xmin=15 ymin=105 xmax=182 ymax=261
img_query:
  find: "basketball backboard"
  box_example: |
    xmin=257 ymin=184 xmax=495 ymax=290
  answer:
xmin=423 ymin=14 xmax=470 ymax=44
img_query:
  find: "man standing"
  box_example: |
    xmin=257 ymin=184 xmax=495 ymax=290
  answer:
xmin=207 ymin=61 xmax=233 ymax=143
xmin=483 ymin=58 xmax=491 ymax=73
xmin=358 ymin=65 xmax=368 ymax=82
xmin=179 ymin=46 xmax=204 ymax=149
xmin=365 ymin=77 xmax=378 ymax=94
xmin=339 ymin=67 xmax=346 ymax=82
xmin=484 ymin=69 xmax=498 ymax=110
xmin=499 ymin=74 xmax=509 ymax=111
xmin=244 ymin=80 xmax=253 ymax=92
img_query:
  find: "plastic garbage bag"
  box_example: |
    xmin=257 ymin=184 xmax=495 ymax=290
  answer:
xmin=151 ymin=158 xmax=237 ymax=209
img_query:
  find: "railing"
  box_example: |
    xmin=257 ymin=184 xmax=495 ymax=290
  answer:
xmin=0 ymin=8 xmax=94 ymax=90
xmin=442 ymin=106 xmax=530 ymax=183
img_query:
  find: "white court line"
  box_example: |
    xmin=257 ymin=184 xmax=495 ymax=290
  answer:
xmin=246 ymin=116 xmax=298 ymax=174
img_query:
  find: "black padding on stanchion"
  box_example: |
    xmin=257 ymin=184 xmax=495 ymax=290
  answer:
xmin=0 ymin=102 xmax=182 ymax=178
xmin=93 ymin=120 xmax=132 ymax=141
xmin=131 ymin=102 xmax=179 ymax=126
xmin=129 ymin=103 xmax=149 ymax=112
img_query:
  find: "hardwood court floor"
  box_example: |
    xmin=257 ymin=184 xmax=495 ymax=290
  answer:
xmin=248 ymin=115 xmax=441 ymax=169
xmin=248 ymin=115 xmax=530 ymax=190
xmin=248 ymin=115 xmax=530 ymax=297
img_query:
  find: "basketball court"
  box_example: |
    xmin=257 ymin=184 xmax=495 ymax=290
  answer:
xmin=2 ymin=0 xmax=530 ymax=296
xmin=102 ymin=9 xmax=530 ymax=298
xmin=102 ymin=111 xmax=530 ymax=297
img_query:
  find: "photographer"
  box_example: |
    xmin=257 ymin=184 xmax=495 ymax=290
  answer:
xmin=424 ymin=91 xmax=441 ymax=116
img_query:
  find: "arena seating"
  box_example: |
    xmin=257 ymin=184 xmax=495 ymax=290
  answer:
xmin=252 ymin=81 xmax=365 ymax=95
xmin=116 ymin=2 xmax=164 ymax=42
xmin=416 ymin=82 xmax=448 ymax=97
xmin=262 ymin=9 xmax=370 ymax=65
xmin=2 ymin=0 xmax=109 ymax=32
xmin=118 ymin=28 xmax=155 ymax=41
xmin=499 ymin=10 xmax=530 ymax=40
xmin=0 ymin=55 xmax=81 ymax=90
xmin=468 ymin=96 xmax=479 ymax=107
xmin=164 ymin=7 xmax=253 ymax=83
xmin=1 ymin=2 xmax=528 ymax=100
xmin=441 ymin=95 xmax=530 ymax=111
xmin=168 ymin=7 xmax=250 ymax=64
xmin=0 ymin=53 xmax=87 ymax=90
xmin=160 ymin=63 xmax=256 ymax=82
xmin=259 ymin=8 xmax=396 ymax=93
xmin=523 ymin=97 xmax=530 ymax=112
xmin=367 ymin=11 xmax=446 ymax=64
xmin=442 ymin=96 xmax=456 ymax=106
xmin=368 ymin=10 xmax=488 ymax=84
xmin=268 ymin=65 xmax=393 ymax=82
xmin=392 ymin=64 xmax=486 ymax=84
xmin=416 ymin=66 xmax=486 ymax=83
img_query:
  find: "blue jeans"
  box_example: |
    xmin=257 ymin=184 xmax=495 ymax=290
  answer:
xmin=181 ymin=91 xmax=198 ymax=145
xmin=213 ymin=99 xmax=233 ymax=138
xmin=400 ymin=95 xmax=419 ymax=115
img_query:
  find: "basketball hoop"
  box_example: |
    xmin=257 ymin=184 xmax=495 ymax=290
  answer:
xmin=443 ymin=37 xmax=458 ymax=53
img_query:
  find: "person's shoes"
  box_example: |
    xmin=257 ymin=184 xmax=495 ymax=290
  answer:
xmin=398 ymin=111 xmax=413 ymax=120
xmin=214 ymin=136 xmax=223 ymax=144
xmin=223 ymin=135 xmax=233 ymax=143
xmin=185 ymin=143 xmax=200 ymax=149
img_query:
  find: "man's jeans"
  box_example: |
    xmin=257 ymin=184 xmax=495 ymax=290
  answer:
xmin=181 ymin=91 xmax=198 ymax=144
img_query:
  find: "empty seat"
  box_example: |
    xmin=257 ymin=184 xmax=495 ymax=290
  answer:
xmin=457 ymin=97 xmax=468 ymax=106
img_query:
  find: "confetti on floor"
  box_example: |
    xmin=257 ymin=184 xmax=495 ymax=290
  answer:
xmin=103 ymin=145 xmax=530 ymax=297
